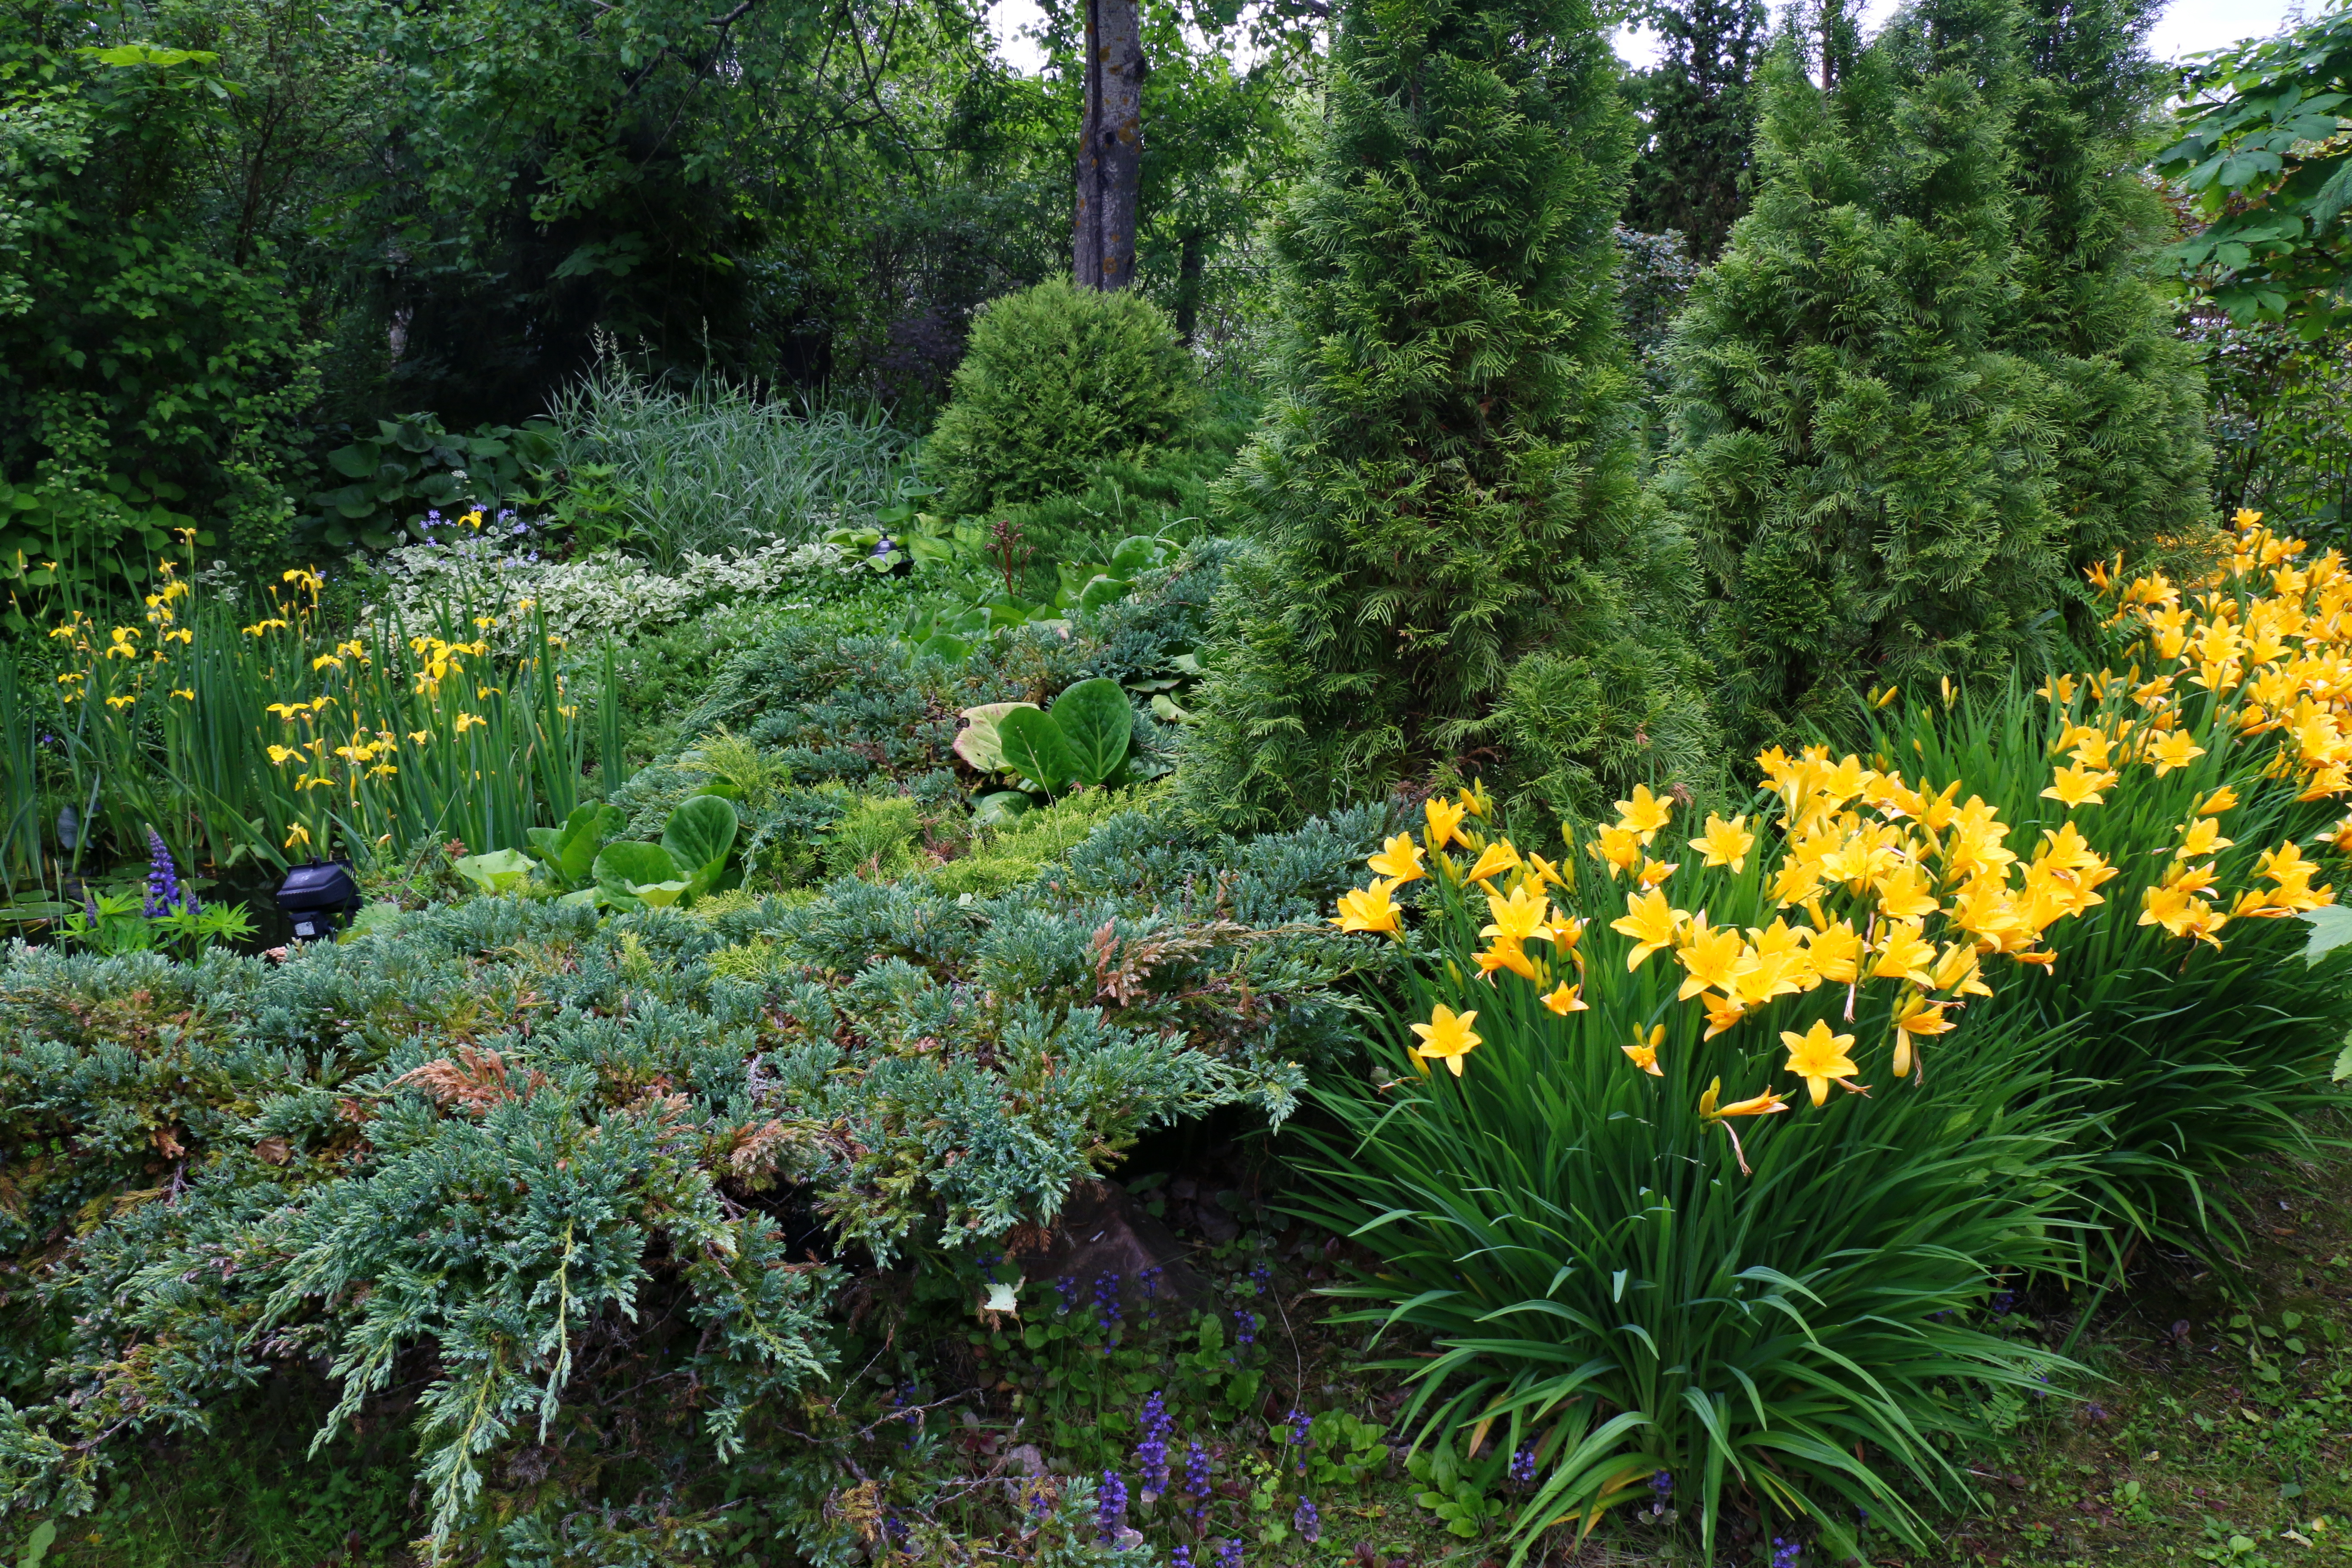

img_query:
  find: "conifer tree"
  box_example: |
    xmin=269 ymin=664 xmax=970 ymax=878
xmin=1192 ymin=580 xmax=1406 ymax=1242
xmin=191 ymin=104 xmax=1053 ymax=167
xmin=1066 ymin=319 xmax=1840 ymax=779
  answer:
xmin=1623 ymin=0 xmax=1772 ymax=260
xmin=2003 ymin=0 xmax=2211 ymax=576
xmin=1177 ymin=0 xmax=1710 ymax=830
xmin=1659 ymin=0 xmax=2207 ymax=750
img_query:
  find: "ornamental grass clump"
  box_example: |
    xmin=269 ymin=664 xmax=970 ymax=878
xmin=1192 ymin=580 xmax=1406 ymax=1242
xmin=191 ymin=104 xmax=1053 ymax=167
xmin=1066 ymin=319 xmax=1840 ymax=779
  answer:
xmin=1302 ymin=776 xmax=2108 ymax=1556
xmin=1868 ymin=508 xmax=2352 ymax=1248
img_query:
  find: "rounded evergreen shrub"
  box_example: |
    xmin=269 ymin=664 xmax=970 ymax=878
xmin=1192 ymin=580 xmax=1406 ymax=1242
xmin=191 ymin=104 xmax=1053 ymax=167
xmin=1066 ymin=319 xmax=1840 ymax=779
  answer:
xmin=924 ymin=279 xmax=1202 ymax=515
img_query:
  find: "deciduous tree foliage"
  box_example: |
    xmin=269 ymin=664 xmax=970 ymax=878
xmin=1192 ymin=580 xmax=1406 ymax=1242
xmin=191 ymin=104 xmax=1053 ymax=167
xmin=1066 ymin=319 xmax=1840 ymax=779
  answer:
xmin=1660 ymin=0 xmax=2208 ymax=752
xmin=1180 ymin=0 xmax=1712 ymax=830
xmin=2156 ymin=0 xmax=2352 ymax=336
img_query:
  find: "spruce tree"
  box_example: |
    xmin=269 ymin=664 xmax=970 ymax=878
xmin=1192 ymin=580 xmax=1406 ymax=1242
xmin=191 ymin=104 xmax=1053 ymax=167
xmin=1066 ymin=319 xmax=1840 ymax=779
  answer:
xmin=1660 ymin=0 xmax=2206 ymax=750
xmin=1177 ymin=0 xmax=1710 ymax=830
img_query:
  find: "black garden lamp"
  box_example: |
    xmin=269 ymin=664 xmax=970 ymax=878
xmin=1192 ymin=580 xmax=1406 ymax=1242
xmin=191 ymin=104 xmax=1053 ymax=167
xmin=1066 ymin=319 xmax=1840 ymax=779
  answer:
xmin=276 ymin=860 xmax=361 ymax=942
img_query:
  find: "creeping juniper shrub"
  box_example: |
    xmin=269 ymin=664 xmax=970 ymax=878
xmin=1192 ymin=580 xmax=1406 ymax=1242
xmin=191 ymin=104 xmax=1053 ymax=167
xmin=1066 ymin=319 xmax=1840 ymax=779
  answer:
xmin=0 ymin=755 xmax=1389 ymax=1543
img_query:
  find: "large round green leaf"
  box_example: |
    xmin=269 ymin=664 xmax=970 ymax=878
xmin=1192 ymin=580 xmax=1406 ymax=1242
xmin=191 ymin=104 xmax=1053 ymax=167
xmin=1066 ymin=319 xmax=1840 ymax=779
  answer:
xmin=594 ymin=840 xmax=685 ymax=907
xmin=1049 ymin=677 xmax=1132 ymax=787
xmin=662 ymin=794 xmax=739 ymax=895
xmin=998 ymin=706 xmax=1082 ymax=794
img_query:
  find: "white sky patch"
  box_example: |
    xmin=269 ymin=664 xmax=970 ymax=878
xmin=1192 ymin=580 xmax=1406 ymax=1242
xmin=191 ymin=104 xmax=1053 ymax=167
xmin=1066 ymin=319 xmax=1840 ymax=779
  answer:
xmin=992 ymin=0 xmax=2305 ymax=79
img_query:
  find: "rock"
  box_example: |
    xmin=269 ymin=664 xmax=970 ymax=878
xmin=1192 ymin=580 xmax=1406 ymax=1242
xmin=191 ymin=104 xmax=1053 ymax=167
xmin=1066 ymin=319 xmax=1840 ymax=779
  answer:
xmin=1007 ymin=1178 xmax=1211 ymax=1311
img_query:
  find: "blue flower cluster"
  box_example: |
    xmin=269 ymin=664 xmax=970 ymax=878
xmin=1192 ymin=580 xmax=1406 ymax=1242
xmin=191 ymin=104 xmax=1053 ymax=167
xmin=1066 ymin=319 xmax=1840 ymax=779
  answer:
xmin=143 ymin=830 xmax=195 ymax=919
xmin=1097 ymin=1469 xmax=1127 ymax=1541
xmin=1183 ymin=1440 xmax=1213 ymax=1524
xmin=1135 ymin=1390 xmax=1172 ymax=1491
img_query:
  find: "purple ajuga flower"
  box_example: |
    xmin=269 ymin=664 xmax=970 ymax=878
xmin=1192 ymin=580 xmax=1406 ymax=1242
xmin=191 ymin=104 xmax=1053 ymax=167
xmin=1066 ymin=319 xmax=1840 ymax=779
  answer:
xmin=1510 ymin=1446 xmax=1537 ymax=1484
xmin=1097 ymin=1470 xmax=1127 ymax=1541
xmin=1095 ymin=1272 xmax=1124 ymax=1331
xmin=1054 ymin=1276 xmax=1078 ymax=1316
xmin=1992 ymin=1290 xmax=2017 ymax=1315
xmin=1169 ymin=1550 xmax=1193 ymax=1568
xmin=143 ymin=829 xmax=193 ymax=917
xmin=1233 ymin=1308 xmax=1255 ymax=1346
xmin=1215 ymin=1538 xmax=1244 ymax=1568
xmin=1183 ymin=1441 xmax=1213 ymax=1522
xmin=1651 ymin=1470 xmax=1673 ymax=1500
xmin=1135 ymin=1391 xmax=1172 ymax=1491
xmin=1772 ymin=1537 xmax=1801 ymax=1568
xmin=1284 ymin=1406 xmax=1311 ymax=1475
xmin=1292 ymin=1498 xmax=1320 ymax=1544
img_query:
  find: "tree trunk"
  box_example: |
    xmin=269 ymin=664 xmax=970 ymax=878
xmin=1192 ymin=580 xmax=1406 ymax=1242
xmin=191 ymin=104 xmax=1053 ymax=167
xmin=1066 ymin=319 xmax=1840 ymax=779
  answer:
xmin=1074 ymin=0 xmax=1143 ymax=291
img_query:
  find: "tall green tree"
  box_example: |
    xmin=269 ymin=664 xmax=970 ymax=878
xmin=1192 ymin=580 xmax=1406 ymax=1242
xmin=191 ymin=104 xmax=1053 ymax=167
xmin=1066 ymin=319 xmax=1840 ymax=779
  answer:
xmin=2004 ymin=0 xmax=2209 ymax=587
xmin=1177 ymin=0 xmax=1711 ymax=830
xmin=1621 ymin=0 xmax=1770 ymax=260
xmin=1660 ymin=0 xmax=2206 ymax=751
xmin=0 ymin=11 xmax=330 ymax=592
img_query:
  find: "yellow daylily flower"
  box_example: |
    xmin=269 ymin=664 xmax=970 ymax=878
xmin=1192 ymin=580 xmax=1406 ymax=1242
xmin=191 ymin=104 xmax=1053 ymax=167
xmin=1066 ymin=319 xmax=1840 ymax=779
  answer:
xmin=2041 ymin=763 xmax=2119 ymax=808
xmin=1368 ymin=833 xmax=1426 ymax=885
xmin=1424 ymin=796 xmax=1467 ymax=851
xmin=1332 ymin=880 xmax=1404 ymax=935
xmin=1464 ymin=841 xmax=1522 ymax=885
xmin=1780 ymin=1020 xmax=1863 ymax=1107
xmin=1623 ymin=1022 xmax=1665 ymax=1077
xmin=1689 ymin=812 xmax=1755 ymax=873
xmin=2197 ymin=786 xmax=2239 ymax=817
xmin=1698 ymin=1076 xmax=1786 ymax=1175
xmin=1675 ymin=923 xmax=1746 ymax=1001
xmin=1890 ymin=992 xmax=1954 ymax=1078
xmin=1474 ymin=940 xmax=1539 ymax=982
xmin=1480 ymin=882 xmax=1552 ymax=946
xmin=2148 ymin=730 xmax=2206 ymax=775
xmin=2176 ymin=817 xmax=2233 ymax=858
xmin=1614 ymin=783 xmax=1674 ymax=845
xmin=1409 ymin=1004 xmax=1482 ymax=1077
xmin=1871 ymin=920 xmax=1937 ymax=986
xmin=1610 ymin=887 xmax=1683 ymax=971
xmin=1541 ymin=982 xmax=1586 ymax=1015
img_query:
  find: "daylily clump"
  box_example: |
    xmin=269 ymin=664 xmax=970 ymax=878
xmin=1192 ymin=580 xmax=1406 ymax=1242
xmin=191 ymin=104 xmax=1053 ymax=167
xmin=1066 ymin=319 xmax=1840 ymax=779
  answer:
xmin=1328 ymin=507 xmax=2350 ymax=1168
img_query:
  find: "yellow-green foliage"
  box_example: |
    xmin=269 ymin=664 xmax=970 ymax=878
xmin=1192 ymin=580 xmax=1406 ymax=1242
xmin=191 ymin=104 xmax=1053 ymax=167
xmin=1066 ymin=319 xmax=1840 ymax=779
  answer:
xmin=823 ymin=794 xmax=923 ymax=880
xmin=927 ymin=787 xmax=1151 ymax=898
